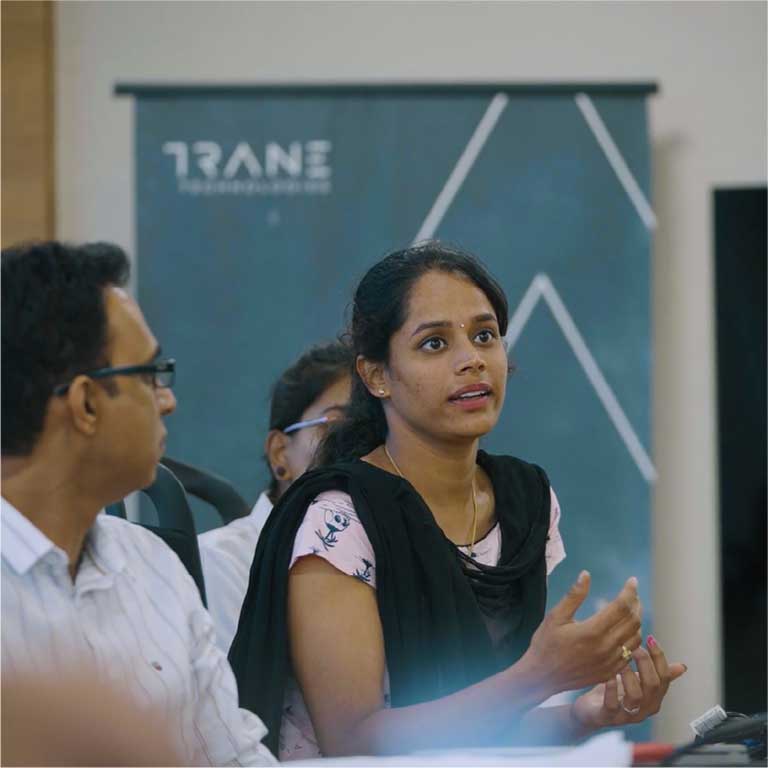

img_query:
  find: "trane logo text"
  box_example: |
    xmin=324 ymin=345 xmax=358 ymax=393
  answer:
xmin=162 ymin=140 xmax=332 ymax=180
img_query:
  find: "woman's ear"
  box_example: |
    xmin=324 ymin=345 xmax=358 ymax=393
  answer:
xmin=265 ymin=429 xmax=294 ymax=484
xmin=356 ymin=355 xmax=388 ymax=399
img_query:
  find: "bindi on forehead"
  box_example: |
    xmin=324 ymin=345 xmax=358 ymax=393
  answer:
xmin=404 ymin=272 xmax=495 ymax=330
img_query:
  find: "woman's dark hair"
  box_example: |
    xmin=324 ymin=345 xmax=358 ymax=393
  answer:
xmin=2 ymin=240 xmax=130 ymax=456
xmin=266 ymin=341 xmax=354 ymax=497
xmin=316 ymin=241 xmax=509 ymax=466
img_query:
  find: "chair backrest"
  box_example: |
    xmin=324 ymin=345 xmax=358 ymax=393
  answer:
xmin=143 ymin=463 xmax=198 ymax=534
xmin=160 ymin=456 xmax=250 ymax=525
xmin=105 ymin=465 xmax=207 ymax=606
xmin=141 ymin=524 xmax=207 ymax=608
xmin=106 ymin=499 xmax=127 ymax=518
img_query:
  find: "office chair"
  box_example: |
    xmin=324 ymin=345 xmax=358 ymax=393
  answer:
xmin=160 ymin=456 xmax=249 ymax=526
xmin=105 ymin=464 xmax=207 ymax=606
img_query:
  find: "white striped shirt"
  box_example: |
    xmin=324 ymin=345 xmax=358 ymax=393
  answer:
xmin=199 ymin=491 xmax=273 ymax=653
xmin=1 ymin=497 xmax=276 ymax=767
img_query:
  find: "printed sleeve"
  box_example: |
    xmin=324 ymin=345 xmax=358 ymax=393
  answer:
xmin=289 ymin=490 xmax=377 ymax=588
xmin=545 ymin=487 xmax=566 ymax=576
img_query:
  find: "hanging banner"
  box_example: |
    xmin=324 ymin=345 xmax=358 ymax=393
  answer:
xmin=122 ymin=83 xmax=656 ymax=660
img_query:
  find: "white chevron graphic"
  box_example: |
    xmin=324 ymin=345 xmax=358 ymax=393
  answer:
xmin=505 ymin=273 xmax=658 ymax=484
xmin=413 ymin=93 xmax=508 ymax=243
xmin=412 ymin=92 xmax=657 ymax=484
xmin=574 ymin=93 xmax=657 ymax=231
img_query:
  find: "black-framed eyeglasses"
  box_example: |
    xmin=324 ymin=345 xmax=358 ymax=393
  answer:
xmin=53 ymin=358 xmax=176 ymax=396
xmin=283 ymin=415 xmax=333 ymax=434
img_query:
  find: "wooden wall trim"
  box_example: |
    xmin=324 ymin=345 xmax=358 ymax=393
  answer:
xmin=1 ymin=0 xmax=55 ymax=247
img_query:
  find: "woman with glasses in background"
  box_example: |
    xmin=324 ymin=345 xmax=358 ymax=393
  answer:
xmin=199 ymin=341 xmax=352 ymax=652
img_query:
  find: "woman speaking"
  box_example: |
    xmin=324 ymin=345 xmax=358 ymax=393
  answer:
xmin=229 ymin=242 xmax=686 ymax=760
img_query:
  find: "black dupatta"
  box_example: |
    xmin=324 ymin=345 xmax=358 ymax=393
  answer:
xmin=228 ymin=451 xmax=550 ymax=755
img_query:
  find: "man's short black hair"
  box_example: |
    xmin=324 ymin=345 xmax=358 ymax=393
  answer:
xmin=2 ymin=241 xmax=130 ymax=456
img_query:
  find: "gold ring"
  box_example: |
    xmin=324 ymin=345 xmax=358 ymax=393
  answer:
xmin=621 ymin=644 xmax=633 ymax=662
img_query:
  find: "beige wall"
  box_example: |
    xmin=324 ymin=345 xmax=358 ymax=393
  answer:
xmin=55 ymin=0 xmax=767 ymax=742
xmin=2 ymin=0 xmax=54 ymax=246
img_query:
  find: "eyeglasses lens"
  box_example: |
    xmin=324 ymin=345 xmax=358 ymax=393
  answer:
xmin=155 ymin=370 xmax=175 ymax=388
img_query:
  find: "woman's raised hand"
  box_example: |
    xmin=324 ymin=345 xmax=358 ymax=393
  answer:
xmin=570 ymin=636 xmax=687 ymax=730
xmin=523 ymin=571 xmax=644 ymax=695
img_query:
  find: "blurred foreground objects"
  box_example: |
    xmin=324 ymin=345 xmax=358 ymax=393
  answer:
xmin=1 ymin=667 xmax=183 ymax=766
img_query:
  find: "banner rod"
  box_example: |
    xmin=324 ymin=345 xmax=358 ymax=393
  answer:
xmin=114 ymin=81 xmax=659 ymax=98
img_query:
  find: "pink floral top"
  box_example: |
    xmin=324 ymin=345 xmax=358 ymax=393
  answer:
xmin=278 ymin=487 xmax=566 ymax=761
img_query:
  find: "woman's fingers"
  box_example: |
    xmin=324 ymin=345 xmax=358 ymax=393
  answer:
xmin=605 ymin=613 xmax=644 ymax=662
xmin=647 ymin=635 xmax=688 ymax=687
xmin=627 ymin=638 xmax=688 ymax=722
xmin=588 ymin=636 xmax=688 ymax=728
xmin=668 ymin=662 xmax=688 ymax=681
xmin=620 ymin=665 xmax=644 ymax=712
xmin=616 ymin=627 xmax=644 ymax=656
xmin=604 ymin=628 xmax=643 ymax=678
xmin=588 ymin=578 xmax=641 ymax=635
xmin=646 ymin=635 xmax=670 ymax=687
xmin=634 ymin=646 xmax=661 ymax=688
xmin=604 ymin=675 xmax=621 ymax=717
xmin=633 ymin=646 xmax=662 ymax=713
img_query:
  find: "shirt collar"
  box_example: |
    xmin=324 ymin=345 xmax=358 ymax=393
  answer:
xmin=251 ymin=491 xmax=274 ymax=530
xmin=1 ymin=496 xmax=58 ymax=575
xmin=1 ymin=497 xmax=126 ymax=576
xmin=85 ymin=514 xmax=127 ymax=575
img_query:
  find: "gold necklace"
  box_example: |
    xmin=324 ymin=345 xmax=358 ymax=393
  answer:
xmin=384 ymin=444 xmax=479 ymax=558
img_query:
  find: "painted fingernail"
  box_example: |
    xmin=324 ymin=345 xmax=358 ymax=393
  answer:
xmin=647 ymin=635 xmax=657 ymax=649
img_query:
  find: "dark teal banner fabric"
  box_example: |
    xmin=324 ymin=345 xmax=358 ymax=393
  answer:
xmin=133 ymin=86 xmax=655 ymax=659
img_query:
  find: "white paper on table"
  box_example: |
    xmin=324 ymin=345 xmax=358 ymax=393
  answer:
xmin=291 ymin=730 xmax=632 ymax=767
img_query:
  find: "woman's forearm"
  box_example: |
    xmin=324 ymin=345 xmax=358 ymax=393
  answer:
xmin=324 ymin=652 xmax=556 ymax=756
xmin=514 ymin=703 xmax=594 ymax=746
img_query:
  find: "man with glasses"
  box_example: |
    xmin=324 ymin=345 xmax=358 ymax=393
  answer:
xmin=1 ymin=241 xmax=275 ymax=765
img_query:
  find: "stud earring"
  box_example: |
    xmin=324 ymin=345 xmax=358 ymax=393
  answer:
xmin=275 ymin=466 xmax=287 ymax=478
xmin=378 ymin=389 xmax=386 ymax=396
